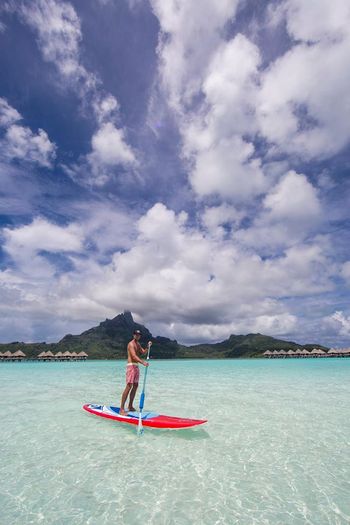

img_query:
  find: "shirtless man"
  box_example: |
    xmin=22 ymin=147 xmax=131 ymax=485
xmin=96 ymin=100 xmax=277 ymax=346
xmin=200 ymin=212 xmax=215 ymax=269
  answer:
xmin=119 ymin=329 xmax=151 ymax=415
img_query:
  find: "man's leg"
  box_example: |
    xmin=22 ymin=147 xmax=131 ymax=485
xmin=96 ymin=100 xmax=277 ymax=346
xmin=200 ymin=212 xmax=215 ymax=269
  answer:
xmin=120 ymin=383 xmax=132 ymax=415
xmin=128 ymin=383 xmax=138 ymax=411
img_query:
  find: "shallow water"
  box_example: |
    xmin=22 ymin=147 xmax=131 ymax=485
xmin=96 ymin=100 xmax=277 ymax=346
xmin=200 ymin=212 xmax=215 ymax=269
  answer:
xmin=0 ymin=358 xmax=349 ymax=525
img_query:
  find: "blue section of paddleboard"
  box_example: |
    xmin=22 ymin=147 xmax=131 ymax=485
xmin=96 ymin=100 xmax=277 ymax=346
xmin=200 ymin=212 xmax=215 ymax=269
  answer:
xmin=108 ymin=406 xmax=159 ymax=420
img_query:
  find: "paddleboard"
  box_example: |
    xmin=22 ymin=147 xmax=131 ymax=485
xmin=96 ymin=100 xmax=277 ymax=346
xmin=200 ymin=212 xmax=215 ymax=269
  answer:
xmin=83 ymin=404 xmax=207 ymax=429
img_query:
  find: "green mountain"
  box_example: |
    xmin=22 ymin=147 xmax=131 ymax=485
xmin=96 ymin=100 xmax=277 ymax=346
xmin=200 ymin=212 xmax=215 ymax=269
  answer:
xmin=0 ymin=311 xmax=328 ymax=359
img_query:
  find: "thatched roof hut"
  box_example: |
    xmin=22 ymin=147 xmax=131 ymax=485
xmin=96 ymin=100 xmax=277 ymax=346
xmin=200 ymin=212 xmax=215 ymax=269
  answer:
xmin=328 ymin=348 xmax=338 ymax=354
xmin=55 ymin=351 xmax=63 ymax=359
xmin=77 ymin=351 xmax=88 ymax=359
xmin=3 ymin=351 xmax=12 ymax=359
xmin=62 ymin=351 xmax=72 ymax=359
xmin=38 ymin=351 xmax=47 ymax=359
xmin=13 ymin=350 xmax=26 ymax=360
xmin=311 ymin=348 xmax=325 ymax=355
xmin=287 ymin=349 xmax=295 ymax=356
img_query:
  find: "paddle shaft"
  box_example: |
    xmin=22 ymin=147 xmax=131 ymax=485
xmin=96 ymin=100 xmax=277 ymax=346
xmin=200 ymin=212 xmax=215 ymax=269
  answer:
xmin=138 ymin=343 xmax=151 ymax=433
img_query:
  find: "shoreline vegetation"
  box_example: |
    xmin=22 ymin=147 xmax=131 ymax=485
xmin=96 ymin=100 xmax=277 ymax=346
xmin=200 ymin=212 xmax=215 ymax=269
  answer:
xmin=0 ymin=311 xmax=347 ymax=362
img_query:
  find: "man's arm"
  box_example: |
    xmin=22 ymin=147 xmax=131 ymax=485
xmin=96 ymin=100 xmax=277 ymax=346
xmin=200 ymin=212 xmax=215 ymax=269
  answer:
xmin=128 ymin=342 xmax=148 ymax=366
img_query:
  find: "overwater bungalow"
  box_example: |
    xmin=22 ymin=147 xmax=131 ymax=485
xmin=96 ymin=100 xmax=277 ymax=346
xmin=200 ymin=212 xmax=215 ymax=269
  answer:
xmin=55 ymin=351 xmax=63 ymax=360
xmin=263 ymin=350 xmax=272 ymax=358
xmin=328 ymin=348 xmax=338 ymax=356
xmin=13 ymin=350 xmax=26 ymax=361
xmin=311 ymin=348 xmax=326 ymax=357
xmin=77 ymin=351 xmax=88 ymax=360
xmin=62 ymin=351 xmax=72 ymax=360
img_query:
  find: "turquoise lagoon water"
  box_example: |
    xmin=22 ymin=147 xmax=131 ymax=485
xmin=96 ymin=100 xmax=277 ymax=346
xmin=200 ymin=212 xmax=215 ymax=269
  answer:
xmin=0 ymin=358 xmax=349 ymax=525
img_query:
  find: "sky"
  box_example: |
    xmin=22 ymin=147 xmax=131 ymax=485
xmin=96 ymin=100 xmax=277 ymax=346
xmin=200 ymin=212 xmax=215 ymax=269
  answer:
xmin=0 ymin=0 xmax=350 ymax=347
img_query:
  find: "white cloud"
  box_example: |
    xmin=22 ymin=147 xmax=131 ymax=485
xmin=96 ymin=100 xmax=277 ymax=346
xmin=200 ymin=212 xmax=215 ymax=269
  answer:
xmin=153 ymin=311 xmax=297 ymax=344
xmin=19 ymin=0 xmax=87 ymax=86
xmin=201 ymin=34 xmax=261 ymax=138
xmin=181 ymin=33 xmax=261 ymax=156
xmin=235 ymin=171 xmax=322 ymax=251
xmin=3 ymin=124 xmax=56 ymax=168
xmin=0 ymin=97 xmax=56 ymax=168
xmin=263 ymin=171 xmax=321 ymax=221
xmin=152 ymin=7 xmax=268 ymax=202
xmin=201 ymin=203 xmax=243 ymax=238
xmin=285 ymin=0 xmax=350 ymax=43
xmin=0 ymin=202 xmax=340 ymax=343
xmin=16 ymin=0 xmax=136 ymax=180
xmin=257 ymin=0 xmax=350 ymax=159
xmin=0 ymin=97 xmax=21 ymax=127
xmin=190 ymin=137 xmax=266 ymax=201
xmin=152 ymin=0 xmax=350 ymax=206
xmin=2 ymin=217 xmax=83 ymax=279
xmin=327 ymin=311 xmax=350 ymax=337
xmin=93 ymin=95 xmax=119 ymax=124
xmin=182 ymin=34 xmax=267 ymax=201
xmin=89 ymin=122 xmax=136 ymax=167
xmin=151 ymin=0 xmax=240 ymax=111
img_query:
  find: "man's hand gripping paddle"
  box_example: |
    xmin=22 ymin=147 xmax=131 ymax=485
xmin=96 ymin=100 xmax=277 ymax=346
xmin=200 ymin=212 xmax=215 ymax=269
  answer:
xmin=137 ymin=341 xmax=152 ymax=436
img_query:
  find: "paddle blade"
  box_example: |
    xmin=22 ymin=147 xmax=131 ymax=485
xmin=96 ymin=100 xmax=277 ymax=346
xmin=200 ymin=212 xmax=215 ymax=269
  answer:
xmin=137 ymin=414 xmax=144 ymax=436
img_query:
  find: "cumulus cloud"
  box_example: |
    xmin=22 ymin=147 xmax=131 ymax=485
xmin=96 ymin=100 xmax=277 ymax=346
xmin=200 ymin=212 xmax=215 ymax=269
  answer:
xmin=152 ymin=5 xmax=268 ymax=202
xmin=189 ymin=137 xmax=266 ymax=201
xmin=258 ymin=0 xmax=350 ymax=159
xmin=2 ymin=217 xmax=83 ymax=277
xmin=15 ymin=0 xmax=135 ymax=181
xmin=0 ymin=203 xmax=337 ymax=343
xmin=0 ymin=97 xmax=56 ymax=168
xmin=235 ymin=171 xmax=323 ymax=251
xmin=285 ymin=0 xmax=350 ymax=43
xmin=87 ymin=123 xmax=136 ymax=177
xmin=0 ymin=97 xmax=21 ymax=127
xmin=263 ymin=171 xmax=321 ymax=221
xmin=19 ymin=0 xmax=92 ymax=92
xmin=151 ymin=0 xmax=350 ymax=208
xmin=201 ymin=203 xmax=243 ymax=238
xmin=151 ymin=0 xmax=240 ymax=111
xmin=326 ymin=311 xmax=350 ymax=337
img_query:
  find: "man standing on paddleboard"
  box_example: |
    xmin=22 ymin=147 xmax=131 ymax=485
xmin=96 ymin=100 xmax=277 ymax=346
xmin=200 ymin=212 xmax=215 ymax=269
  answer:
xmin=120 ymin=330 xmax=151 ymax=415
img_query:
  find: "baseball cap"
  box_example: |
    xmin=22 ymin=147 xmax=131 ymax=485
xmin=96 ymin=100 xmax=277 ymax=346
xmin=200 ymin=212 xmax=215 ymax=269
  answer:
xmin=133 ymin=329 xmax=142 ymax=335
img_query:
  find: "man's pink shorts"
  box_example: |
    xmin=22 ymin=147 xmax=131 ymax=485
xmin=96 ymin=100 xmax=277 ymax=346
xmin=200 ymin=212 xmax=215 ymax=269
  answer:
xmin=126 ymin=364 xmax=139 ymax=384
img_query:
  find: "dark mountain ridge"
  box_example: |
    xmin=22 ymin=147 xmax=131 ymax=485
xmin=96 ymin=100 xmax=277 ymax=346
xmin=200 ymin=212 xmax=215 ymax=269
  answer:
xmin=0 ymin=311 xmax=328 ymax=359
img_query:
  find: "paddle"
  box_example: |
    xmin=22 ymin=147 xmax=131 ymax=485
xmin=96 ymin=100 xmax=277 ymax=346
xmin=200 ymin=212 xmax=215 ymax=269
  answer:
xmin=137 ymin=341 xmax=152 ymax=435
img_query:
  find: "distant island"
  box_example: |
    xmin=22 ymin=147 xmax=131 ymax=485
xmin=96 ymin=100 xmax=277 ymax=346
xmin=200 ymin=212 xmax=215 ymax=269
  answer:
xmin=0 ymin=311 xmax=330 ymax=359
